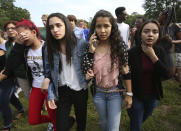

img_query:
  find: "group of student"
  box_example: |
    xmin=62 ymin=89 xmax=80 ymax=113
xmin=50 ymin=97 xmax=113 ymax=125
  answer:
xmin=0 ymin=5 xmax=180 ymax=131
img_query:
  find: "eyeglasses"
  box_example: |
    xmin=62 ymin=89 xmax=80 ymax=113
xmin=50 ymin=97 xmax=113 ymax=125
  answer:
xmin=6 ymin=27 xmax=16 ymax=31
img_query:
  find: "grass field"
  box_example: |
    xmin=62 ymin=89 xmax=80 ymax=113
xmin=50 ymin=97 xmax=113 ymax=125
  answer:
xmin=0 ymin=80 xmax=181 ymax=131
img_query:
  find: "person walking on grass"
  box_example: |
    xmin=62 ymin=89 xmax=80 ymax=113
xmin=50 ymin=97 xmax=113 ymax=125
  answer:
xmin=127 ymin=20 xmax=171 ymax=131
xmin=0 ymin=19 xmax=56 ymax=131
xmin=0 ymin=21 xmax=24 ymax=131
xmin=82 ymin=10 xmax=132 ymax=131
xmin=158 ymin=6 xmax=181 ymax=89
xmin=44 ymin=13 xmax=88 ymax=131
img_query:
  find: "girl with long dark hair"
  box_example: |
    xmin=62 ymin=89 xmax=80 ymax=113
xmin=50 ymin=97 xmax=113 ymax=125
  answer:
xmin=82 ymin=10 xmax=132 ymax=131
xmin=44 ymin=13 xmax=88 ymax=131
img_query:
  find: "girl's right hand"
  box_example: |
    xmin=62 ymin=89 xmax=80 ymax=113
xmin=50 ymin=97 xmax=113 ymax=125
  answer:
xmin=48 ymin=99 xmax=57 ymax=109
xmin=89 ymin=33 xmax=99 ymax=53
xmin=15 ymin=32 xmax=29 ymax=44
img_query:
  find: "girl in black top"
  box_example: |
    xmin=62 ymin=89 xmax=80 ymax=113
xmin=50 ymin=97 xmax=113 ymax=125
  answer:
xmin=127 ymin=20 xmax=170 ymax=131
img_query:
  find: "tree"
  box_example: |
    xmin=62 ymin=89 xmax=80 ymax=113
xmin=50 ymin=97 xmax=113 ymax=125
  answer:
xmin=0 ymin=0 xmax=30 ymax=29
xmin=143 ymin=0 xmax=180 ymax=22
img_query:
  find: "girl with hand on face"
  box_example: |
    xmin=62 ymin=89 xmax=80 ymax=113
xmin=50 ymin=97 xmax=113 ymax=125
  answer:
xmin=1 ymin=19 xmax=56 ymax=130
xmin=44 ymin=13 xmax=88 ymax=131
xmin=82 ymin=10 xmax=132 ymax=131
xmin=127 ymin=20 xmax=171 ymax=131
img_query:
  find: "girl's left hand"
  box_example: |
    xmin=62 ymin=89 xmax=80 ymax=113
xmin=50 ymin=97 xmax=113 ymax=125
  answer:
xmin=121 ymin=63 xmax=129 ymax=75
xmin=123 ymin=95 xmax=132 ymax=109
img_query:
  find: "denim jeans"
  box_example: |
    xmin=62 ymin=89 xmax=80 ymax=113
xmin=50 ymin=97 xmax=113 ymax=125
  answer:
xmin=93 ymin=90 xmax=122 ymax=131
xmin=127 ymin=94 xmax=158 ymax=131
xmin=0 ymin=78 xmax=15 ymax=128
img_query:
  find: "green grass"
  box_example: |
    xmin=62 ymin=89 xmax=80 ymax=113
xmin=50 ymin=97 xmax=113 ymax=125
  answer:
xmin=1 ymin=80 xmax=181 ymax=131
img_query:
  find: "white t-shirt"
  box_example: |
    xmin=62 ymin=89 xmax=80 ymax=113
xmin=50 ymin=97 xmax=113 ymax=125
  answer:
xmin=117 ymin=22 xmax=130 ymax=49
xmin=27 ymin=43 xmax=45 ymax=88
xmin=59 ymin=53 xmax=82 ymax=91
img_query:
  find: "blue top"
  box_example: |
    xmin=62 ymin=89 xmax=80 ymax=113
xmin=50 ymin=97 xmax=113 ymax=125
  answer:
xmin=74 ymin=27 xmax=85 ymax=40
xmin=83 ymin=28 xmax=90 ymax=43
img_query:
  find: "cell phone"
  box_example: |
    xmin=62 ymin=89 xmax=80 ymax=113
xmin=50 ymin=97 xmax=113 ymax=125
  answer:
xmin=93 ymin=31 xmax=98 ymax=47
xmin=94 ymin=31 xmax=99 ymax=40
xmin=93 ymin=41 xmax=97 ymax=48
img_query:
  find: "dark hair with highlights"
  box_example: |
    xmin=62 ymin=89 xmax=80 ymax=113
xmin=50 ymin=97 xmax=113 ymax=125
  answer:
xmin=16 ymin=19 xmax=41 ymax=39
xmin=89 ymin=9 xmax=127 ymax=68
xmin=46 ymin=13 xmax=77 ymax=70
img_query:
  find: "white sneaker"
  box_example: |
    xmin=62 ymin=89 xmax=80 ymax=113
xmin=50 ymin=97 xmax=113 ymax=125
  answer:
xmin=14 ymin=88 xmax=22 ymax=98
xmin=47 ymin=123 xmax=54 ymax=131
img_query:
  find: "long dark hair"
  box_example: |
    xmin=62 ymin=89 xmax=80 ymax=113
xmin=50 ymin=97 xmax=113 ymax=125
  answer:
xmin=89 ymin=10 xmax=126 ymax=68
xmin=46 ymin=13 xmax=77 ymax=70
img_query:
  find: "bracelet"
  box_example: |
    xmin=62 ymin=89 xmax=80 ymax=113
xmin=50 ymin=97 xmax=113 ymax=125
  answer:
xmin=126 ymin=92 xmax=133 ymax=96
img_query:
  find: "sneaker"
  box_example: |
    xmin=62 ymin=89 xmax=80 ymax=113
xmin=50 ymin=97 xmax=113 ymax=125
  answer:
xmin=47 ymin=123 xmax=53 ymax=131
xmin=14 ymin=88 xmax=22 ymax=98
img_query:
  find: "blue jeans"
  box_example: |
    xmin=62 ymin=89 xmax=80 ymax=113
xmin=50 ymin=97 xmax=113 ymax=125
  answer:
xmin=127 ymin=94 xmax=158 ymax=131
xmin=0 ymin=78 xmax=15 ymax=128
xmin=93 ymin=90 xmax=122 ymax=131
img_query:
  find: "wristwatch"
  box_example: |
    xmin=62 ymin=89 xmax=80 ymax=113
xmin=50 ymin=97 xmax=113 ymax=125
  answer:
xmin=126 ymin=92 xmax=133 ymax=96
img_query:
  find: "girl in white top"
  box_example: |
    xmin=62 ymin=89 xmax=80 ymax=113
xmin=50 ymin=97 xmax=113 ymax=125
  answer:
xmin=15 ymin=19 xmax=56 ymax=130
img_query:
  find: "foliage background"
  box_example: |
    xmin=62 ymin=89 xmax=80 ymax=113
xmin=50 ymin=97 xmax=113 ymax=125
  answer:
xmin=0 ymin=0 xmax=30 ymax=29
